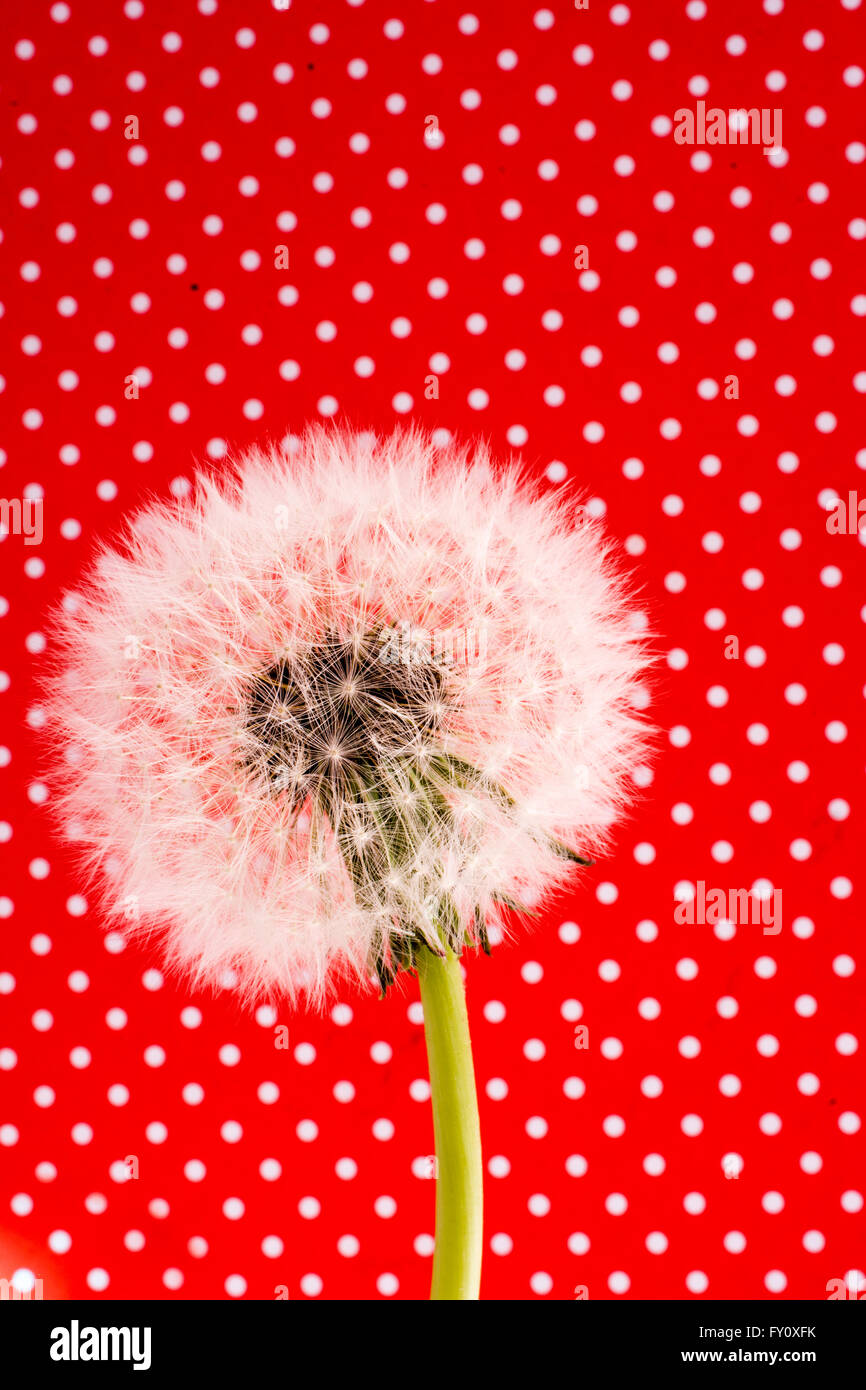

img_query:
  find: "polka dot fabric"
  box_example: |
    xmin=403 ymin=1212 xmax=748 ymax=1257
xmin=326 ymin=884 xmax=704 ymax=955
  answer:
xmin=1 ymin=0 xmax=864 ymax=1302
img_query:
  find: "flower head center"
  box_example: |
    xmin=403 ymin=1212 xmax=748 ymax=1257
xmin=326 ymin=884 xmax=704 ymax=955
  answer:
xmin=245 ymin=631 xmax=450 ymax=807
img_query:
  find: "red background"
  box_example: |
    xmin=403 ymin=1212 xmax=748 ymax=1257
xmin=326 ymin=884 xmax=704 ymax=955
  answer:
xmin=1 ymin=0 xmax=864 ymax=1301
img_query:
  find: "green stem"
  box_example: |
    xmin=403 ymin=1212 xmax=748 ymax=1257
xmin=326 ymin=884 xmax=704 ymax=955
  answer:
xmin=416 ymin=945 xmax=483 ymax=1300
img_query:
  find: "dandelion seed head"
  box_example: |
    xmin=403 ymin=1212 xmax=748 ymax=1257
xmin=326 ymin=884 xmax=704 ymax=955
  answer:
xmin=44 ymin=426 xmax=652 ymax=1004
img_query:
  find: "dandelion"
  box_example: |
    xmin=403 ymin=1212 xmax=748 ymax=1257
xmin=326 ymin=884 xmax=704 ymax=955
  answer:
xmin=45 ymin=426 xmax=651 ymax=1299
